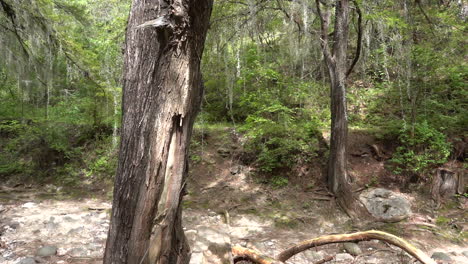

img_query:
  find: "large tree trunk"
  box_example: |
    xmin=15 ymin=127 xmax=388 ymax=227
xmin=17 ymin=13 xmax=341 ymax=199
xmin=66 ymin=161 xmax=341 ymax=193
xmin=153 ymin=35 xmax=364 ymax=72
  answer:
xmin=103 ymin=1 xmax=213 ymax=264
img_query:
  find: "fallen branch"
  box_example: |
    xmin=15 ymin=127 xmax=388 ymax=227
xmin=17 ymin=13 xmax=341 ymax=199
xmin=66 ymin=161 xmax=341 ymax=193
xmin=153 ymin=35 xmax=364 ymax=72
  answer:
xmin=275 ymin=230 xmax=436 ymax=264
xmin=232 ymin=246 xmax=283 ymax=264
xmin=232 ymin=230 xmax=436 ymax=264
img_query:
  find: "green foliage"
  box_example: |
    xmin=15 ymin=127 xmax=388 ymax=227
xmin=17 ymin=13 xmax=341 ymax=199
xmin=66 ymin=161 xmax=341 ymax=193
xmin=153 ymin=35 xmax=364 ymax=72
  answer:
xmin=391 ymin=121 xmax=451 ymax=179
xmin=6 ymin=123 xmax=79 ymax=172
xmin=0 ymin=0 xmax=466 ymax=193
xmin=240 ymin=101 xmax=320 ymax=174
xmin=274 ymin=215 xmax=298 ymax=229
xmin=0 ymin=120 xmax=25 ymax=137
xmin=270 ymin=176 xmax=289 ymax=188
xmin=436 ymin=216 xmax=450 ymax=226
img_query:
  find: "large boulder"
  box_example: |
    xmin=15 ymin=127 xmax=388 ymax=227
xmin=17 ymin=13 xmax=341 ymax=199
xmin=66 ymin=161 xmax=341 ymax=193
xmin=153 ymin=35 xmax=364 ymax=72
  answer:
xmin=359 ymin=188 xmax=412 ymax=222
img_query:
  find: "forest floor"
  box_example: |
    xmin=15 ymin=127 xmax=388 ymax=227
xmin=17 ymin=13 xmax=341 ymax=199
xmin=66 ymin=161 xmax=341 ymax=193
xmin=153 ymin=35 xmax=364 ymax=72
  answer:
xmin=0 ymin=126 xmax=467 ymax=264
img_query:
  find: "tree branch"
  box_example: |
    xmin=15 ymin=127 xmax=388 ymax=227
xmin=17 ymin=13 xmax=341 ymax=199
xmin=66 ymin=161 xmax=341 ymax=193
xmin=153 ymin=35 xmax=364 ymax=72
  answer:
xmin=0 ymin=0 xmax=30 ymax=56
xmin=276 ymin=0 xmax=302 ymax=33
xmin=415 ymin=0 xmax=436 ymax=36
xmin=275 ymin=230 xmax=437 ymax=264
xmin=315 ymin=0 xmax=333 ymax=65
xmin=232 ymin=246 xmax=283 ymax=264
xmin=346 ymin=0 xmax=363 ymax=78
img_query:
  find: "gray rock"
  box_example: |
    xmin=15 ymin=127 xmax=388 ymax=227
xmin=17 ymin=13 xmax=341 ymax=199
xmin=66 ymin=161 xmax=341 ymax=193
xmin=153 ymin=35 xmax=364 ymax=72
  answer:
xmin=185 ymin=229 xmax=198 ymax=242
xmin=335 ymin=253 xmax=354 ymax=262
xmin=343 ymin=242 xmax=362 ymax=256
xmin=302 ymin=250 xmax=324 ymax=261
xmin=17 ymin=258 xmax=36 ymax=264
xmin=68 ymin=247 xmax=88 ymax=257
xmin=63 ymin=216 xmax=77 ymax=222
xmin=217 ymin=147 xmax=231 ymax=157
xmin=359 ymin=188 xmax=412 ymax=222
xmin=33 ymin=257 xmax=46 ymax=263
xmin=462 ymin=251 xmax=468 ymax=258
xmin=190 ymin=252 xmax=204 ymax=264
xmin=36 ymin=245 xmax=57 ymax=256
xmin=8 ymin=221 xmax=20 ymax=230
xmin=189 ymin=226 xmax=231 ymax=264
xmin=431 ymin=252 xmax=452 ymax=262
xmin=67 ymin=226 xmax=85 ymax=235
xmin=45 ymin=221 xmax=59 ymax=230
xmin=361 ymin=256 xmax=378 ymax=264
xmin=230 ymin=165 xmax=241 ymax=175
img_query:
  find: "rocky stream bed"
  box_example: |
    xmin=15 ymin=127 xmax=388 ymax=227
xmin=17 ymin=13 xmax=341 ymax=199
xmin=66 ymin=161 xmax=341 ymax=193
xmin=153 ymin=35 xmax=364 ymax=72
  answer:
xmin=1 ymin=184 xmax=467 ymax=264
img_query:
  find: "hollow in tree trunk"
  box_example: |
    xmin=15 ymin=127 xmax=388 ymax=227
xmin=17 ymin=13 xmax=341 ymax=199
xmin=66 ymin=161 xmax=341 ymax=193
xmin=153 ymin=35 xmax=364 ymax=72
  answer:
xmin=103 ymin=1 xmax=213 ymax=264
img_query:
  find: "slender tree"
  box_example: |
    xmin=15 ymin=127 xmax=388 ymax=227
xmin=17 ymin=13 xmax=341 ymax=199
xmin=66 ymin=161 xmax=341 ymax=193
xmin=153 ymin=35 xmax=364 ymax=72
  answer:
xmin=315 ymin=0 xmax=367 ymax=218
xmin=104 ymin=1 xmax=213 ymax=264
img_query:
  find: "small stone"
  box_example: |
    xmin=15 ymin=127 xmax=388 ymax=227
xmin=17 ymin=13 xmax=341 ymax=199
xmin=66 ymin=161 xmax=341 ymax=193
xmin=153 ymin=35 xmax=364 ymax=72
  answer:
xmin=335 ymin=253 xmax=354 ymax=262
xmin=33 ymin=256 xmax=46 ymax=263
xmin=22 ymin=202 xmax=36 ymax=208
xmin=462 ymin=251 xmax=468 ymax=258
xmin=8 ymin=221 xmax=20 ymax=229
xmin=189 ymin=252 xmax=203 ymax=264
xmin=45 ymin=221 xmax=59 ymax=230
xmin=67 ymin=226 xmax=84 ymax=235
xmin=207 ymin=210 xmax=217 ymax=216
xmin=431 ymin=252 xmax=452 ymax=262
xmin=230 ymin=165 xmax=242 ymax=175
xmin=17 ymin=257 xmax=36 ymax=264
xmin=361 ymin=256 xmax=378 ymax=264
xmin=62 ymin=216 xmax=76 ymax=222
xmin=217 ymin=147 xmax=231 ymax=157
xmin=185 ymin=230 xmax=198 ymax=242
xmin=68 ymin=247 xmax=88 ymax=257
xmin=343 ymin=242 xmax=362 ymax=256
xmin=36 ymin=245 xmax=57 ymax=256
xmin=303 ymin=250 xmax=323 ymax=261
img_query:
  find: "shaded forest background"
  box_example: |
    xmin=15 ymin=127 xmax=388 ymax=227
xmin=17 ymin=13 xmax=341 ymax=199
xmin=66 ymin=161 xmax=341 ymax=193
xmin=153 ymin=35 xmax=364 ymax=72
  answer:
xmin=0 ymin=0 xmax=466 ymax=194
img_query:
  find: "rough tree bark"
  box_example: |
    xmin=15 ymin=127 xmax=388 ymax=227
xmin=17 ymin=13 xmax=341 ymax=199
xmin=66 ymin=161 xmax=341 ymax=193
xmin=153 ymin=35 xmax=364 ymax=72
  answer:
xmin=431 ymin=168 xmax=465 ymax=205
xmin=315 ymin=0 xmax=368 ymax=218
xmin=103 ymin=1 xmax=213 ymax=264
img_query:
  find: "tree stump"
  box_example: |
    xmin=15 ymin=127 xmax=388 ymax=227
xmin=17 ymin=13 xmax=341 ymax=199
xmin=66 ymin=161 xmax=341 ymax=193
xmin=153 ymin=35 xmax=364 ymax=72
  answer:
xmin=431 ymin=169 xmax=465 ymax=204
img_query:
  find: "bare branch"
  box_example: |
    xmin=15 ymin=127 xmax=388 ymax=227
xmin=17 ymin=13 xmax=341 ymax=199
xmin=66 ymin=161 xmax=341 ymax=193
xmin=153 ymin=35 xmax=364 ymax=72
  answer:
xmin=275 ymin=230 xmax=437 ymax=264
xmin=315 ymin=0 xmax=333 ymax=65
xmin=346 ymin=0 xmax=363 ymax=78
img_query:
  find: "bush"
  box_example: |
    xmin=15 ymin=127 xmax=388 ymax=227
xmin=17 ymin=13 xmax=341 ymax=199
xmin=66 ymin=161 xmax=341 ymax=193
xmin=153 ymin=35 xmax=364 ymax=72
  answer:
xmin=240 ymin=102 xmax=321 ymax=175
xmin=390 ymin=121 xmax=451 ymax=179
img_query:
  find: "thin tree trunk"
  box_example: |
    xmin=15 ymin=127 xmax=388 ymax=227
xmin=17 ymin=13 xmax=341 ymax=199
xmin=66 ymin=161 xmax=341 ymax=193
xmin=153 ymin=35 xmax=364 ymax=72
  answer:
xmin=103 ymin=1 xmax=213 ymax=264
xmin=316 ymin=0 xmax=369 ymax=218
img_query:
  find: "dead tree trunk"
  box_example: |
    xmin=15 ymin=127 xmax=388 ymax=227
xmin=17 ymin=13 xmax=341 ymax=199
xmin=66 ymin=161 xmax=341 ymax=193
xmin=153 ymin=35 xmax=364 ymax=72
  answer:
xmin=103 ymin=1 xmax=213 ymax=264
xmin=316 ymin=0 xmax=368 ymax=218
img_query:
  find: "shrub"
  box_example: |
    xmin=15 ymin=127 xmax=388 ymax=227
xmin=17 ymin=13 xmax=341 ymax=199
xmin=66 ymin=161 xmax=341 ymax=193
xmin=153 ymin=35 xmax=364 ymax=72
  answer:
xmin=390 ymin=121 xmax=451 ymax=179
xmin=240 ymin=102 xmax=320 ymax=175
